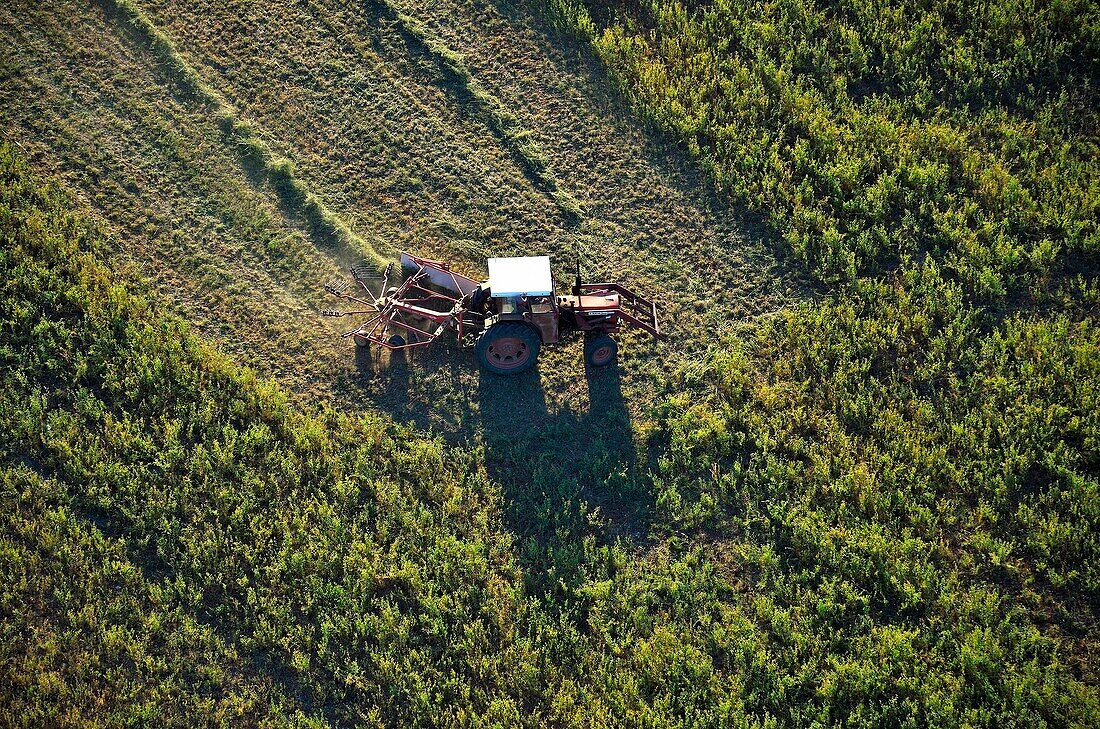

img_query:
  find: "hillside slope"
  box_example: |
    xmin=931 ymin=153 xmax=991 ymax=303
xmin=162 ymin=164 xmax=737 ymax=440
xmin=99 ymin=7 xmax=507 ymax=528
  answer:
xmin=3 ymin=0 xmax=1099 ymax=725
xmin=0 ymin=0 xmax=801 ymax=424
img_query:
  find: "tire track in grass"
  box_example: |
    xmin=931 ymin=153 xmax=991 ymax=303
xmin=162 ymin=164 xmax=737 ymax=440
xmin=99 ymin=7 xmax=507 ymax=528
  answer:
xmin=370 ymin=0 xmax=584 ymax=225
xmin=98 ymin=0 xmax=391 ymax=273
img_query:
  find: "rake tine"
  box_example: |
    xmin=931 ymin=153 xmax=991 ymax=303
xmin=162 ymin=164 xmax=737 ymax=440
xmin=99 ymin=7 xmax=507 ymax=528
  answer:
xmin=324 ymin=279 xmax=350 ymax=297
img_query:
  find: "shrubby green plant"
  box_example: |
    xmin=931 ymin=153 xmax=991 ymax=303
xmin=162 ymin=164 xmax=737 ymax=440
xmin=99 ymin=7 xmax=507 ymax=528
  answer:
xmin=545 ymin=0 xmax=1099 ymax=290
xmin=0 ymin=463 xmax=322 ymax=727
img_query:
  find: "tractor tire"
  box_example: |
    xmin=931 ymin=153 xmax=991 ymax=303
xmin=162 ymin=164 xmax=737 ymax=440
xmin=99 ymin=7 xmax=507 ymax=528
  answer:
xmin=584 ymin=334 xmax=617 ymax=368
xmin=353 ymin=333 xmax=370 ymax=348
xmin=476 ymin=322 xmax=540 ymax=375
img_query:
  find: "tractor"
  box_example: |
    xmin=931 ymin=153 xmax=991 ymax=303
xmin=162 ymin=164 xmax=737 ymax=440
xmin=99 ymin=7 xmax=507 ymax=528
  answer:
xmin=322 ymin=252 xmax=662 ymax=374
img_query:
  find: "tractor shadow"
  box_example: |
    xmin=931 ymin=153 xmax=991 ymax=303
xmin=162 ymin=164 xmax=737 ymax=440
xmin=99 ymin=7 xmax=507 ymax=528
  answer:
xmin=354 ymin=343 xmax=410 ymax=410
xmin=477 ymin=360 xmax=652 ymax=595
xmin=345 ymin=333 xmax=655 ymax=601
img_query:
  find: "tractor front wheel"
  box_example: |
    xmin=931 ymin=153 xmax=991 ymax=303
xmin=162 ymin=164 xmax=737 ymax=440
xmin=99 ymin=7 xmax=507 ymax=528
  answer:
xmin=476 ymin=322 xmax=541 ymax=375
xmin=584 ymin=334 xmax=617 ymax=368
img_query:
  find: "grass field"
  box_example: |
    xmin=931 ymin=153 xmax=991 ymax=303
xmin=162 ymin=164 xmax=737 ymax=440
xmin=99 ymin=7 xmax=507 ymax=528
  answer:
xmin=2 ymin=0 xmax=1098 ymax=725
xmin=0 ymin=0 xmax=803 ymax=519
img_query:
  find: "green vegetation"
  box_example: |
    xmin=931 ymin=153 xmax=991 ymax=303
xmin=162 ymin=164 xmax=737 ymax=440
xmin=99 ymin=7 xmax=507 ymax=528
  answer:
xmin=3 ymin=0 xmax=1099 ymax=724
xmin=1 ymin=145 xmax=526 ymax=725
xmin=540 ymin=0 xmax=1100 ymax=721
xmin=547 ymin=0 xmax=1099 ymax=290
xmin=1 ymin=464 xmax=315 ymax=727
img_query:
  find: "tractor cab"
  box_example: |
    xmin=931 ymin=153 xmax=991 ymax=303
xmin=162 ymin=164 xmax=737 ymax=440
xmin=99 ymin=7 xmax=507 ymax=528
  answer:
xmin=485 ymin=256 xmax=560 ymax=344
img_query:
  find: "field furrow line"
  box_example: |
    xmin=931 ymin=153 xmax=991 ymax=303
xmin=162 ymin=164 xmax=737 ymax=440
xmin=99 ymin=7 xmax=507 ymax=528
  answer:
xmin=98 ymin=0 xmax=391 ymax=273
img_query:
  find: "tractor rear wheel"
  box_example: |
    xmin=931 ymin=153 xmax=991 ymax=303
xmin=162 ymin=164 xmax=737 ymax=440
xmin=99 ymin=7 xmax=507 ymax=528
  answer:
xmin=584 ymin=334 xmax=617 ymax=367
xmin=476 ymin=322 xmax=540 ymax=375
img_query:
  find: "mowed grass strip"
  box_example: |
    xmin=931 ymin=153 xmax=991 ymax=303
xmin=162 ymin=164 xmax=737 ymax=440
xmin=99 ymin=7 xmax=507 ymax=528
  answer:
xmin=99 ymin=0 xmax=390 ymax=272
xmin=138 ymin=0 xmax=563 ymax=272
xmin=117 ymin=0 xmax=803 ymax=437
xmin=1 ymin=0 xmax=364 ymax=404
xmin=372 ymin=0 xmax=584 ymax=223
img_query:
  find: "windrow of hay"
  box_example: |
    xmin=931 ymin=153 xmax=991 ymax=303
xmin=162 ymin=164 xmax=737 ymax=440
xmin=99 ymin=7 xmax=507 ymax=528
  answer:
xmin=375 ymin=0 xmax=584 ymax=224
xmin=98 ymin=0 xmax=391 ymax=272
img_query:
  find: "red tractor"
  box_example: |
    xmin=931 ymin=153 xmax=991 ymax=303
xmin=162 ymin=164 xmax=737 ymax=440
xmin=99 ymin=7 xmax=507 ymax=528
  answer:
xmin=323 ymin=253 xmax=662 ymax=374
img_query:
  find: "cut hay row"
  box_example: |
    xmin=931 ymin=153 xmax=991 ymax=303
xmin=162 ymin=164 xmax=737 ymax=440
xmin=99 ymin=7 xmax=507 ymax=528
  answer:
xmin=375 ymin=0 xmax=584 ymax=223
xmin=98 ymin=0 xmax=391 ymax=272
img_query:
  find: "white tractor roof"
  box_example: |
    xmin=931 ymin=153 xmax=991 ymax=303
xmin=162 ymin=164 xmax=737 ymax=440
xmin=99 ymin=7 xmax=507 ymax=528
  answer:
xmin=487 ymin=256 xmax=553 ymax=297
